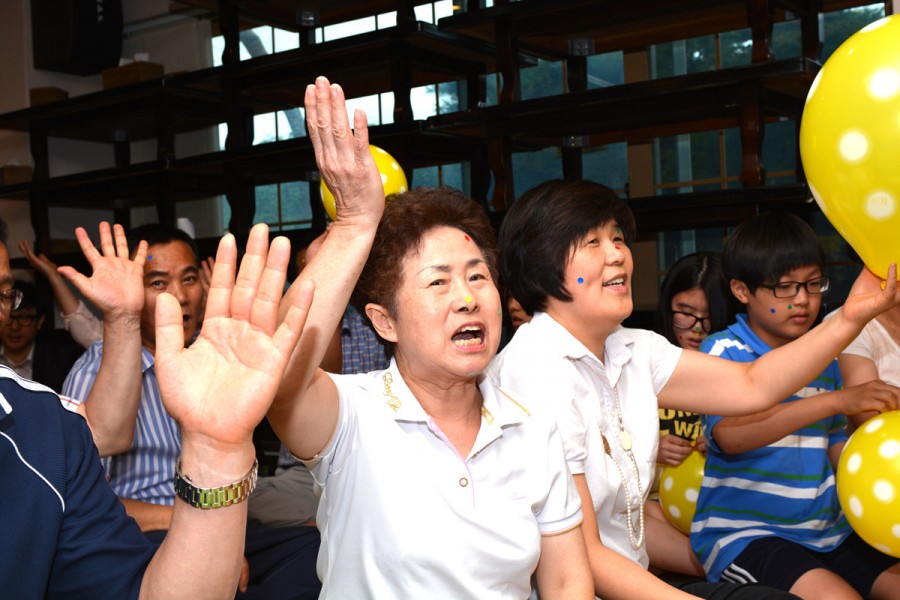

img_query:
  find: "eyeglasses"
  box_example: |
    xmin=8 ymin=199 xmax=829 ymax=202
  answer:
xmin=758 ymin=276 xmax=830 ymax=299
xmin=7 ymin=313 xmax=38 ymax=327
xmin=671 ymin=310 xmax=712 ymax=333
xmin=0 ymin=289 xmax=23 ymax=314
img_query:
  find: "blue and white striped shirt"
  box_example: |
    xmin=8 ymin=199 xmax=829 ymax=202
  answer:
xmin=691 ymin=314 xmax=850 ymax=581
xmin=62 ymin=341 xmax=181 ymax=506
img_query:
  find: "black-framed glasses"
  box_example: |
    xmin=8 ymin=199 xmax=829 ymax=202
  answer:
xmin=8 ymin=313 xmax=38 ymax=327
xmin=0 ymin=289 xmax=22 ymax=314
xmin=758 ymin=276 xmax=830 ymax=299
xmin=671 ymin=310 xmax=712 ymax=333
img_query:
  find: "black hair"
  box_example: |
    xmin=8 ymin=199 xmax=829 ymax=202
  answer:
xmin=723 ymin=212 xmax=824 ymax=292
xmin=126 ymin=223 xmax=199 ymax=264
xmin=11 ymin=279 xmax=47 ymax=315
xmin=499 ymin=179 xmax=636 ymax=315
xmin=655 ymin=252 xmax=735 ymax=344
xmin=0 ymin=217 xmax=7 ymax=246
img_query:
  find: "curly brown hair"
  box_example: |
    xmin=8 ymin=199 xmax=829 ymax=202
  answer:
xmin=351 ymin=187 xmax=499 ymax=354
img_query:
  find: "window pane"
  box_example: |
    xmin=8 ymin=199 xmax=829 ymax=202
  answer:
xmin=587 ymin=51 xmax=624 ymax=88
xmin=441 ymin=163 xmax=463 ymax=189
xmin=253 ymin=113 xmax=278 ymax=145
xmin=254 ymin=184 xmax=278 ymax=224
xmin=720 ymin=29 xmax=752 ymax=68
xmin=276 ymin=109 xmax=306 ymax=141
xmin=583 ymin=143 xmax=628 ymax=192
xmin=762 ymin=119 xmax=797 ymax=180
xmin=656 ymin=228 xmax=728 ymax=271
xmin=520 ymin=60 xmax=563 ymax=100
xmin=821 ymin=4 xmax=885 ymax=61
xmin=772 ymin=19 xmax=800 ymax=59
xmin=512 ymin=147 xmax=563 ymax=198
xmin=412 ymin=85 xmax=438 ymax=119
xmin=436 ymin=81 xmax=460 ymax=114
xmin=281 ymin=181 xmax=312 ymax=225
xmin=273 ymin=28 xmax=300 ymax=53
xmin=413 ymin=166 xmax=439 ymax=188
xmin=323 ymin=17 xmax=376 ymax=42
xmin=346 ymin=94 xmax=383 ymax=125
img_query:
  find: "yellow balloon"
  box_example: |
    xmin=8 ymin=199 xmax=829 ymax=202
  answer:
xmin=836 ymin=410 xmax=900 ymax=558
xmin=320 ymin=145 xmax=408 ymax=221
xmin=800 ymin=15 xmax=900 ymax=280
xmin=658 ymin=450 xmax=706 ymax=535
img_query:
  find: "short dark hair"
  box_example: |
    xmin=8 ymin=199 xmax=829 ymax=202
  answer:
xmin=11 ymin=279 xmax=46 ymax=315
xmin=351 ymin=187 xmax=499 ymax=354
xmin=723 ymin=212 xmax=824 ymax=292
xmin=0 ymin=217 xmax=8 ymax=246
xmin=126 ymin=223 xmax=199 ymax=264
xmin=499 ymin=179 xmax=636 ymax=314
xmin=655 ymin=252 xmax=735 ymax=344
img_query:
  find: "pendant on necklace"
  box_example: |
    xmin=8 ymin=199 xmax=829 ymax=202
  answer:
xmin=620 ymin=429 xmax=632 ymax=451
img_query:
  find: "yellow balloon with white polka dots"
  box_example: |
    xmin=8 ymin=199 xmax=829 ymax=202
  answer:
xmin=320 ymin=145 xmax=408 ymax=221
xmin=659 ymin=450 xmax=706 ymax=535
xmin=836 ymin=411 xmax=900 ymax=558
xmin=800 ymin=15 xmax=900 ymax=280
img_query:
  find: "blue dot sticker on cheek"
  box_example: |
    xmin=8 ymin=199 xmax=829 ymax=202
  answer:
xmin=577 ymin=277 xmax=584 ymax=284
xmin=147 ymin=256 xmax=153 ymax=261
xmin=770 ymin=308 xmax=776 ymax=314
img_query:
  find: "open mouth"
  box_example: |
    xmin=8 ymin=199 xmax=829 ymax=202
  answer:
xmin=451 ymin=325 xmax=485 ymax=348
xmin=603 ymin=276 xmax=626 ymax=287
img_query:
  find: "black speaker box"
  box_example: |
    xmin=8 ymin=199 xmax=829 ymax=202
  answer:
xmin=32 ymin=0 xmax=123 ymax=76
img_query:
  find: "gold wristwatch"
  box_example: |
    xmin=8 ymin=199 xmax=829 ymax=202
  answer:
xmin=174 ymin=458 xmax=258 ymax=509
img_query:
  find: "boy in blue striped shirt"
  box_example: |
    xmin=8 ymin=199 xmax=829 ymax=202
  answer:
xmin=692 ymin=212 xmax=900 ymax=599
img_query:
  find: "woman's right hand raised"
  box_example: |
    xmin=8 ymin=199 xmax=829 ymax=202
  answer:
xmin=305 ymin=76 xmax=384 ymax=230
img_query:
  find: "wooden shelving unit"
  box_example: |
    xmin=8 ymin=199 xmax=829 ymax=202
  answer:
xmin=0 ymin=0 xmax=890 ymax=252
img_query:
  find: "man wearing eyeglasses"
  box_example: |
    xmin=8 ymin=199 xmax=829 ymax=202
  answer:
xmin=0 ymin=279 xmax=83 ymax=392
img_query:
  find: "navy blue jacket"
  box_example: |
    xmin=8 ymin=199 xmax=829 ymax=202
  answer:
xmin=0 ymin=366 xmax=154 ymax=599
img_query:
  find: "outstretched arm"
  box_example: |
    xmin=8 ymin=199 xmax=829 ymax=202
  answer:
xmin=660 ymin=265 xmax=900 ymax=416
xmin=268 ymin=76 xmax=385 ymax=460
xmin=19 ymin=239 xmax=81 ymax=316
xmin=19 ymin=239 xmax=103 ymax=347
xmin=59 ymin=223 xmax=146 ymax=456
xmin=139 ymin=223 xmax=312 ymax=598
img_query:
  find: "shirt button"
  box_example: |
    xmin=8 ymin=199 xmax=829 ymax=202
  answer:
xmin=459 ymin=477 xmax=469 ymax=487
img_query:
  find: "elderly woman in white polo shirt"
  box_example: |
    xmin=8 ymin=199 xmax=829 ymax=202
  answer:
xmin=266 ymin=76 xmax=591 ymax=599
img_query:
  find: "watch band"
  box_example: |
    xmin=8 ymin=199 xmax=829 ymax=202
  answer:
xmin=174 ymin=457 xmax=258 ymax=510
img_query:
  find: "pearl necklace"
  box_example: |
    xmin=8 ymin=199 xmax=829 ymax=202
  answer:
xmin=603 ymin=383 xmax=645 ymax=550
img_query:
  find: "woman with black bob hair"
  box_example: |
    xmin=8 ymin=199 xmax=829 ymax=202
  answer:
xmin=488 ymin=178 xmax=900 ymax=600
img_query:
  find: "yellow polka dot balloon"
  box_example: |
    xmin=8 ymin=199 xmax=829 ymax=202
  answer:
xmin=836 ymin=411 xmax=900 ymax=558
xmin=320 ymin=145 xmax=408 ymax=221
xmin=800 ymin=15 xmax=900 ymax=280
xmin=659 ymin=450 xmax=706 ymax=535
